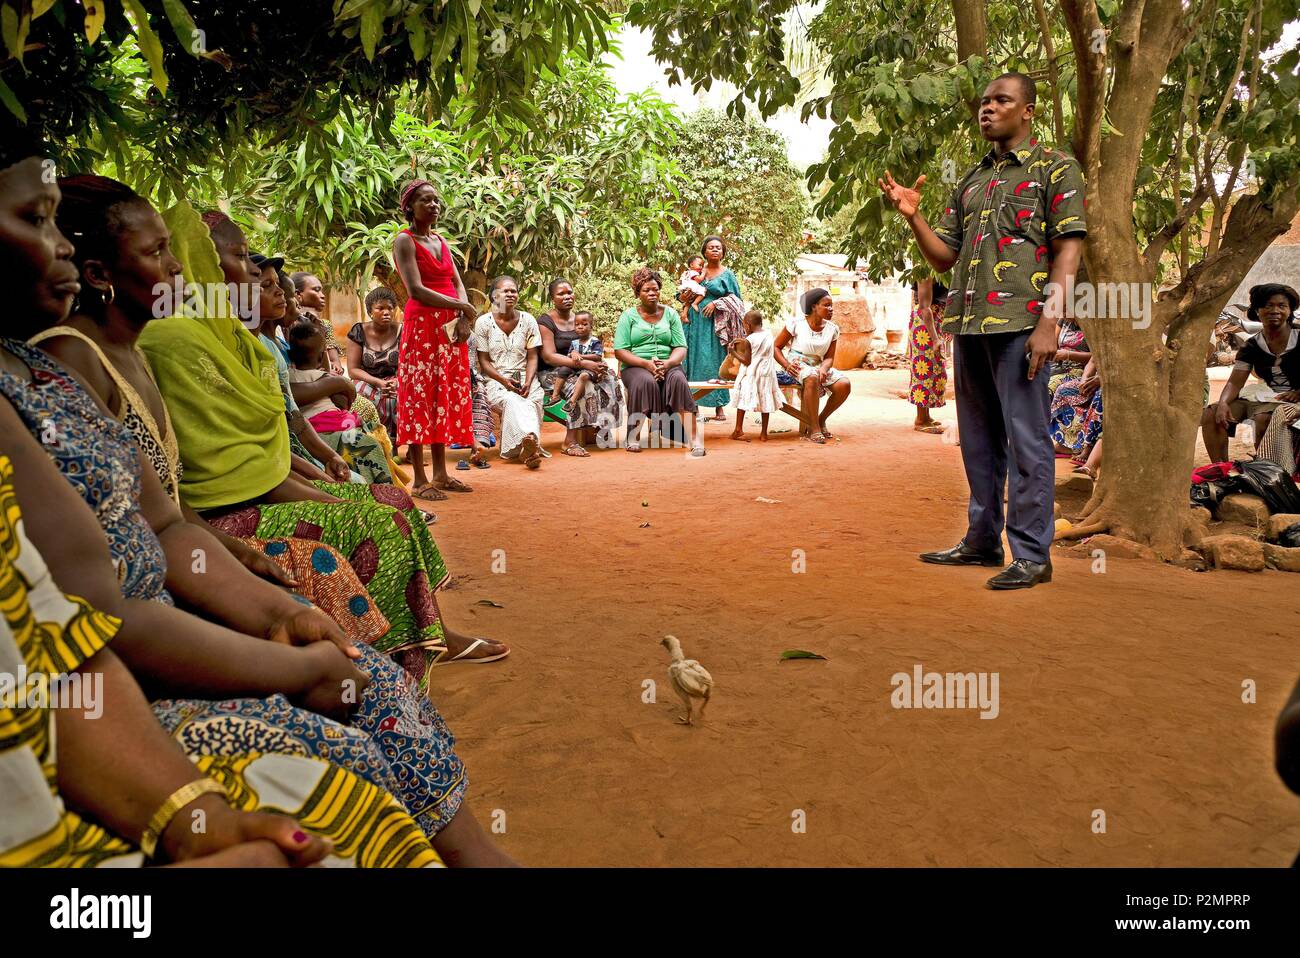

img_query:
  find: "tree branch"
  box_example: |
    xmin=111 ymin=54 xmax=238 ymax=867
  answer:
xmin=1058 ymin=0 xmax=1105 ymax=175
xmin=1144 ymin=179 xmax=1213 ymax=265
xmin=1032 ymin=0 xmax=1066 ymax=144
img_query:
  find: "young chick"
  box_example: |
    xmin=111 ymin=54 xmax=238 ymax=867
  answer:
xmin=660 ymin=635 xmax=714 ymax=726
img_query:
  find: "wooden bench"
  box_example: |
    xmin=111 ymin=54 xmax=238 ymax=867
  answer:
xmin=688 ymin=381 xmax=812 ymax=430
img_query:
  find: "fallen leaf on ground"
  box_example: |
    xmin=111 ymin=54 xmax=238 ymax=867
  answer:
xmin=475 ymin=599 xmax=504 ymax=608
xmin=755 ymin=496 xmax=781 ymax=504
xmin=780 ymin=650 xmax=827 ymax=661
xmin=639 ymin=521 xmax=652 ymax=528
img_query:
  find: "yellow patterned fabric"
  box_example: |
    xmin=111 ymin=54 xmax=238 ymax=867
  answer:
xmin=0 ymin=456 xmax=441 ymax=868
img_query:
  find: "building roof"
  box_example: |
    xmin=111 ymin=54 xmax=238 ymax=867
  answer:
xmin=1228 ymin=244 xmax=1300 ymax=307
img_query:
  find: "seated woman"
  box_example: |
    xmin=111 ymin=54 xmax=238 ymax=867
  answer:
xmin=0 ymin=456 xmax=439 ymax=868
xmin=1201 ymin=283 xmax=1300 ymax=463
xmin=474 ymin=275 xmax=545 ymax=469
xmin=773 ymin=288 xmax=851 ymax=444
xmin=0 ymin=154 xmax=510 ymax=864
xmin=1045 ymin=316 xmax=1101 ymax=467
xmin=248 ymin=255 xmax=392 ymax=485
xmin=73 ymin=191 xmax=507 ymax=682
xmin=614 ymin=267 xmax=703 ymax=456
xmin=537 ymin=277 xmax=623 ymax=457
xmin=291 ymin=269 xmax=344 ymax=374
xmin=282 ymin=269 xmax=409 ymax=489
xmin=348 ymin=286 xmax=402 ymax=436
xmin=1051 ymin=354 xmax=1103 ymax=478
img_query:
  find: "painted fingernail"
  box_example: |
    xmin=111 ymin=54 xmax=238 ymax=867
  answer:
xmin=293 ymin=830 xmax=309 ymax=844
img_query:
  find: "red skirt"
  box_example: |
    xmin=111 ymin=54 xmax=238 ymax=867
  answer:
xmin=396 ymin=307 xmax=473 ymax=445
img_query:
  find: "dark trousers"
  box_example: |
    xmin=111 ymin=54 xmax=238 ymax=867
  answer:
xmin=953 ymin=331 xmax=1055 ymax=564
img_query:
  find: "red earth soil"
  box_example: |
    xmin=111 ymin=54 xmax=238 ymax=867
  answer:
xmin=417 ymin=367 xmax=1299 ymax=866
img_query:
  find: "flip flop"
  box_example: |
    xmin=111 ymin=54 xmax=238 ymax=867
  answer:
xmin=436 ymin=477 xmax=473 ymax=493
xmin=914 ymin=424 xmax=945 ymax=434
xmin=412 ymin=483 xmax=449 ymax=501
xmin=470 ymin=457 xmax=491 ymax=469
xmin=455 ymin=459 xmax=470 ymax=471
xmin=430 ymin=638 xmax=511 ymax=667
xmin=563 ymin=444 xmax=591 ymax=457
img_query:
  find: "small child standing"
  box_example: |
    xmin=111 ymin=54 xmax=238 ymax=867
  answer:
xmin=730 ymin=310 xmax=783 ymax=442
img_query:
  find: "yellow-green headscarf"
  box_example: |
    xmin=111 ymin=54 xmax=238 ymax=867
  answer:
xmin=137 ymin=201 xmax=290 ymax=510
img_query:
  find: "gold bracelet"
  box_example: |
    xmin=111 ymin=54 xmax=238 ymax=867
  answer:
xmin=140 ymin=778 xmax=227 ymax=860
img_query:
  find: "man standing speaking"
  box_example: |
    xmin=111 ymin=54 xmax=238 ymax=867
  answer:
xmin=880 ymin=71 xmax=1087 ymax=590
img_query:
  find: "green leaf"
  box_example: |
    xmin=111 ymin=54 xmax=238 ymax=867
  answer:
xmin=406 ymin=14 xmax=428 ymax=61
xmin=780 ymin=650 xmax=827 ymax=661
xmin=360 ymin=3 xmax=383 ymax=61
xmin=0 ymin=5 xmax=30 ymax=62
xmin=428 ymin=16 xmax=460 ymax=66
xmin=460 ymin=0 xmax=478 ymax=80
xmin=160 ymin=0 xmax=200 ymax=52
xmin=0 ymin=74 xmax=27 ymax=123
xmin=123 ymin=0 xmax=169 ymax=95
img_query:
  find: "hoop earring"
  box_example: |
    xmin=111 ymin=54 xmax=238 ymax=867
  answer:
xmin=103 ymin=284 xmax=115 ymax=306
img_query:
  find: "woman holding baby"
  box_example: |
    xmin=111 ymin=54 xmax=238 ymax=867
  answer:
xmin=679 ymin=235 xmax=743 ymax=423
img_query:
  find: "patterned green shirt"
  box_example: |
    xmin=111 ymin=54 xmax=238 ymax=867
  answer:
xmin=934 ymin=134 xmax=1087 ymax=336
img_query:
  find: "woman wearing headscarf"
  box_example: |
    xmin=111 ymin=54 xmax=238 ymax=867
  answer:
xmin=773 ymin=288 xmax=852 ymax=443
xmin=614 ymin=267 xmax=703 ymax=455
xmin=135 ymin=206 xmax=510 ymax=682
xmin=392 ymin=178 xmax=479 ymax=499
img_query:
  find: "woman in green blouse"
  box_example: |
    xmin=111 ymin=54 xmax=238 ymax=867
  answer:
xmin=613 ymin=267 xmax=703 ymax=455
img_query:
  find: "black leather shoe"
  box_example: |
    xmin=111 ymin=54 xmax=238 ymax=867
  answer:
xmin=986 ymin=559 xmax=1052 ymax=590
xmin=918 ymin=540 xmax=1005 ymax=567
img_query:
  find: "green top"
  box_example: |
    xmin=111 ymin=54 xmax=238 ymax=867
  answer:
xmin=934 ymin=133 xmax=1087 ymax=336
xmin=613 ymin=306 xmax=686 ymax=361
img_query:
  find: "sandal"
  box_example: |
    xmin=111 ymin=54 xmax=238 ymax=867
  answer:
xmin=806 ymin=432 xmax=828 ymax=444
xmin=412 ymin=483 xmax=449 ymax=501
xmin=563 ymin=444 xmax=590 ymax=457
xmin=470 ymin=457 xmax=491 ymax=469
xmin=455 ymin=459 xmax=470 ymax=471
xmin=914 ymin=424 xmax=945 ymax=434
xmin=626 ymin=442 xmax=641 ymax=453
xmin=430 ymin=637 xmax=511 ymax=667
xmin=518 ymin=434 xmax=542 ymax=469
xmin=435 ymin=477 xmax=473 ymax=493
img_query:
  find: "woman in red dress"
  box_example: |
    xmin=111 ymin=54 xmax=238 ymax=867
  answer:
xmin=393 ymin=179 xmax=480 ymax=498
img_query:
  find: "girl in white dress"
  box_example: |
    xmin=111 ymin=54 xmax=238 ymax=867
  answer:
xmin=730 ymin=310 xmax=784 ymax=442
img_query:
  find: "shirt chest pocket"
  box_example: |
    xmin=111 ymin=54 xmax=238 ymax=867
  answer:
xmin=997 ymin=193 xmax=1041 ymax=240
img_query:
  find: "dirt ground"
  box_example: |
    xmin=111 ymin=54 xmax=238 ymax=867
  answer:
xmin=419 ymin=367 xmax=1299 ymax=866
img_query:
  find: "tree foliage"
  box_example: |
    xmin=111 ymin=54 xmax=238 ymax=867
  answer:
xmin=80 ymin=52 xmax=687 ymax=306
xmin=668 ymin=108 xmax=808 ymax=315
xmin=2 ymin=0 xmax=612 ymax=176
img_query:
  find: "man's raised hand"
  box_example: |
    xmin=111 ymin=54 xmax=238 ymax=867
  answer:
xmin=877 ymin=171 xmax=926 ymax=219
